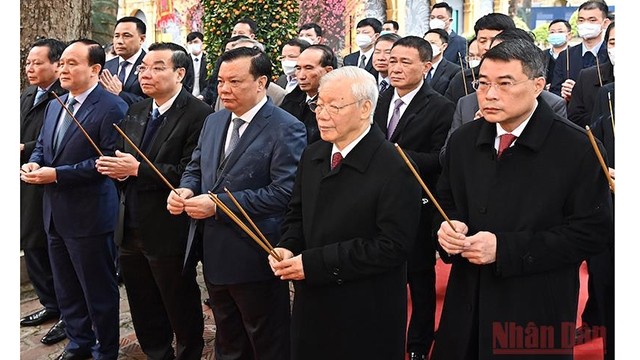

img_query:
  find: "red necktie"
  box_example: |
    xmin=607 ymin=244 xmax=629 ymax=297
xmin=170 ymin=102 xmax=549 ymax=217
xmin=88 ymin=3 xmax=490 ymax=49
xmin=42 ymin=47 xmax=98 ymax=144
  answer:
xmin=331 ymin=152 xmax=343 ymax=170
xmin=497 ymin=133 xmax=517 ymax=158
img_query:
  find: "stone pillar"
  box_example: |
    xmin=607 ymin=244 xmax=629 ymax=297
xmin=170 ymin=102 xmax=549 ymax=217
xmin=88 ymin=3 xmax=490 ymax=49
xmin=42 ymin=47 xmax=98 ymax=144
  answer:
xmin=404 ymin=0 xmax=430 ymax=37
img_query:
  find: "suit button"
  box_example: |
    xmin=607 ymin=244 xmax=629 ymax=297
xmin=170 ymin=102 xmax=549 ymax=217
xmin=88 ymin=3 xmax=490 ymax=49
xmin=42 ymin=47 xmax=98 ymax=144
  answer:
xmin=332 ymin=267 xmax=339 ymax=276
xmin=526 ymin=255 xmax=534 ymax=264
xmin=336 ymin=279 xmax=343 ymax=285
xmin=479 ymin=207 xmax=487 ymax=214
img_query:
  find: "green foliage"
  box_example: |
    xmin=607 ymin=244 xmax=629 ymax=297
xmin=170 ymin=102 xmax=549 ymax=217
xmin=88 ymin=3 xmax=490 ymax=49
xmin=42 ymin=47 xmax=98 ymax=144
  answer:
xmin=91 ymin=0 xmax=118 ymax=46
xmin=202 ymin=0 xmax=300 ymax=79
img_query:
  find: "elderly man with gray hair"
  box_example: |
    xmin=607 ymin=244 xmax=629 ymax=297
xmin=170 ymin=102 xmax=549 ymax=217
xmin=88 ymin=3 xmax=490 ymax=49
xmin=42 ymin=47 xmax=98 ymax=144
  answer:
xmin=269 ymin=66 xmax=422 ymax=360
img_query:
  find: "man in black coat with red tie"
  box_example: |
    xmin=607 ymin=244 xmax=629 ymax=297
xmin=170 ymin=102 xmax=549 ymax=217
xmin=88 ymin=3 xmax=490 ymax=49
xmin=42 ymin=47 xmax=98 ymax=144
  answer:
xmin=433 ymin=39 xmax=612 ymax=360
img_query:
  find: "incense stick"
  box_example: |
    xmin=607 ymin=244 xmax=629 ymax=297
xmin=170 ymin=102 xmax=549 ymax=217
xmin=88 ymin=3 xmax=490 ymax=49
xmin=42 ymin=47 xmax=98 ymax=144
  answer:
xmin=52 ymin=93 xmax=103 ymax=156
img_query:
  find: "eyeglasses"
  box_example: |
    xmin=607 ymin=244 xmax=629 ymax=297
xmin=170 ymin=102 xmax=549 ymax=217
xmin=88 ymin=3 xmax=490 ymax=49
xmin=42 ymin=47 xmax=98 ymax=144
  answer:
xmin=309 ymin=100 xmax=360 ymax=116
xmin=135 ymin=65 xmax=172 ymax=75
xmin=471 ymin=79 xmax=531 ymax=92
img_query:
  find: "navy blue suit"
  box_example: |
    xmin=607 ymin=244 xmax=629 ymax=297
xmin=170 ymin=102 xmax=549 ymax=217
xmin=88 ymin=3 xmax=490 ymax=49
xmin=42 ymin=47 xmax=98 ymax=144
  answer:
xmin=103 ymin=52 xmax=147 ymax=105
xmin=344 ymin=51 xmax=379 ymax=78
xmin=549 ymin=43 xmax=608 ymax=96
xmin=180 ymin=98 xmax=306 ymax=360
xmin=29 ymin=85 xmax=128 ymax=359
xmin=443 ymin=30 xmax=467 ymax=66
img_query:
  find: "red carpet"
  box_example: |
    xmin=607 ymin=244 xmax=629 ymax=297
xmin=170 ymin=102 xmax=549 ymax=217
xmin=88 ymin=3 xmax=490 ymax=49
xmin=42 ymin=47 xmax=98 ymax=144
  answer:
xmin=407 ymin=260 xmax=603 ymax=359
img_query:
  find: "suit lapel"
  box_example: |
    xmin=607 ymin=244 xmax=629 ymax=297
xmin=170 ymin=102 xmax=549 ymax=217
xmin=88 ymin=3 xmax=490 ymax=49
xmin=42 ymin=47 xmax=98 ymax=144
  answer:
xmin=53 ymin=88 xmax=100 ymax=159
xmin=124 ymin=51 xmax=145 ymax=90
xmin=389 ymin=84 xmax=430 ymax=142
xmin=374 ymin=90 xmax=393 ymax=135
xmin=145 ymin=89 xmax=189 ymax=158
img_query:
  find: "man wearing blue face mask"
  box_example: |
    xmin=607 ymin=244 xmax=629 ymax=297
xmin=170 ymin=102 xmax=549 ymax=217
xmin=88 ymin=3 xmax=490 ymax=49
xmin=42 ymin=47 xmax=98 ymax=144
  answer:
xmin=544 ymin=19 xmax=572 ymax=86
xmin=344 ymin=17 xmax=382 ymax=78
xmin=549 ymin=0 xmax=610 ymax=100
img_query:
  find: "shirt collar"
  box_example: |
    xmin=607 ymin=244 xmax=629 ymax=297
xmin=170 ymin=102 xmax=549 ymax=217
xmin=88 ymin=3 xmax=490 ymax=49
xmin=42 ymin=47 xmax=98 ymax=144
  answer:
xmin=232 ymin=95 xmax=268 ymax=124
xmin=154 ymin=89 xmax=182 ymax=115
xmin=332 ymin=125 xmax=371 ymax=157
xmin=120 ymin=48 xmax=143 ymax=65
xmin=496 ymin=100 xmax=538 ymax=138
xmin=391 ymin=80 xmax=423 ymax=106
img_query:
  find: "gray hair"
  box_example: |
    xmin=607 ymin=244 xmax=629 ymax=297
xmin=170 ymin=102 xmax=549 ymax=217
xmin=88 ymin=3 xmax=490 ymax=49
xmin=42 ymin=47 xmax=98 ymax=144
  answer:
xmin=231 ymin=38 xmax=265 ymax=52
xmin=319 ymin=67 xmax=378 ymax=124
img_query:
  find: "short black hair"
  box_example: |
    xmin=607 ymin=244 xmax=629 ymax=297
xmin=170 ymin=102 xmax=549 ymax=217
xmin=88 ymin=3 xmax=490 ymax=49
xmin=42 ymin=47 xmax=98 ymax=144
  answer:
xmin=482 ymin=39 xmax=545 ymax=78
xmin=392 ymin=36 xmax=433 ymax=62
xmin=281 ymin=38 xmax=311 ymax=53
xmin=187 ymin=31 xmax=204 ymax=42
xmin=383 ymin=20 xmax=399 ymax=31
xmin=424 ymin=28 xmax=450 ymax=44
xmin=299 ymin=23 xmax=323 ymax=37
xmin=356 ymin=17 xmax=383 ymax=34
xmin=549 ymin=19 xmax=572 ymax=32
xmin=115 ymin=16 xmax=147 ymax=35
xmin=68 ymin=38 xmax=106 ymax=69
xmin=376 ymin=33 xmax=402 ymax=46
xmin=304 ymin=44 xmax=337 ymax=68
xmin=219 ymin=47 xmax=272 ymax=85
xmin=31 ymin=38 xmax=66 ymax=63
xmin=473 ymin=13 xmax=515 ymax=35
xmin=236 ymin=17 xmax=258 ymax=34
xmin=431 ymin=2 xmax=453 ymax=17
xmin=148 ymin=42 xmax=191 ymax=71
xmin=579 ymin=0 xmax=609 ymax=19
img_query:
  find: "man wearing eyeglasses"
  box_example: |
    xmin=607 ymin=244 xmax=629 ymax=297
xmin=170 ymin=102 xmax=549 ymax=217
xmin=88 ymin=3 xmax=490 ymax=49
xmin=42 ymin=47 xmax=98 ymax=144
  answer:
xmin=372 ymin=35 xmax=455 ymax=360
xmin=432 ymin=39 xmax=612 ymax=360
xmin=100 ymin=16 xmax=148 ymax=105
xmin=270 ymin=66 xmax=422 ymax=360
xmin=96 ymin=42 xmax=211 ymax=360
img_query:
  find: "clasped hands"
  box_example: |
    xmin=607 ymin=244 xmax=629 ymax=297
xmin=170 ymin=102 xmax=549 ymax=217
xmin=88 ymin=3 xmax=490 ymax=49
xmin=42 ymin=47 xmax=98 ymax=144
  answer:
xmin=437 ymin=220 xmax=497 ymax=265
xmin=269 ymin=248 xmax=305 ymax=281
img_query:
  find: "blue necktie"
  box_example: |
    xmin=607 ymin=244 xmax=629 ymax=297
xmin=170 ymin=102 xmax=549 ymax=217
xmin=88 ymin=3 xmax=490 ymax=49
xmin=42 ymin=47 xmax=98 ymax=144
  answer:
xmin=53 ymin=98 xmax=78 ymax=152
xmin=379 ymin=80 xmax=389 ymax=93
xmin=33 ymin=88 xmax=47 ymax=107
xmin=140 ymin=108 xmax=162 ymax=152
xmin=118 ymin=61 xmax=130 ymax=83
xmin=426 ymin=69 xmax=434 ymax=83
xmin=582 ymin=51 xmax=596 ymax=69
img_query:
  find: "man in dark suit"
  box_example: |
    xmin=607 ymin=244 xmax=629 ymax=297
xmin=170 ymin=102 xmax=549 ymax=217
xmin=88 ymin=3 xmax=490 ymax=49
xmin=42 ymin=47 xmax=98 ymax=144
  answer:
xmin=270 ymin=66 xmax=422 ymax=360
xmin=275 ymin=38 xmax=310 ymax=94
xmin=343 ymin=17 xmax=381 ymax=78
xmin=96 ymin=42 xmax=210 ymax=360
xmin=430 ymin=2 xmax=467 ymax=65
xmin=281 ymin=44 xmax=336 ymax=144
xmin=567 ymin=21 xmax=614 ymax=128
xmin=20 ymin=38 xmax=68 ymax=346
xmin=167 ymin=47 xmax=306 ymax=360
xmin=543 ymin=19 xmax=572 ymax=85
xmin=372 ymin=33 xmax=402 ymax=93
xmin=186 ymin=31 xmax=208 ymax=99
xmin=100 ymin=16 xmax=148 ymax=105
xmin=549 ymin=1 xmax=610 ymax=100
xmin=21 ymin=39 xmax=128 ymax=360
xmin=444 ymin=13 xmax=515 ymax=105
xmin=432 ymin=39 xmax=612 ymax=360
xmin=373 ymin=36 xmax=455 ymax=360
xmin=423 ymin=29 xmax=459 ymax=96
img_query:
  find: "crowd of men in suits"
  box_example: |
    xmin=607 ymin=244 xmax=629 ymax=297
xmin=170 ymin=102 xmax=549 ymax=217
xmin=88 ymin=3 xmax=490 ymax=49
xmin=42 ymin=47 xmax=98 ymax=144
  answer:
xmin=20 ymin=1 xmax=615 ymax=359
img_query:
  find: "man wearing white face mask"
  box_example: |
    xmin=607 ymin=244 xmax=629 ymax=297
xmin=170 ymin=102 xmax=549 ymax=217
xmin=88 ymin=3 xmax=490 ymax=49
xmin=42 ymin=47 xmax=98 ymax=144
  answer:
xmin=423 ymin=29 xmax=459 ymax=95
xmin=343 ymin=17 xmax=382 ymax=78
xmin=544 ymin=19 xmax=572 ymax=85
xmin=429 ymin=2 xmax=467 ymax=66
xmin=186 ymin=31 xmax=207 ymax=99
xmin=275 ymin=38 xmax=310 ymax=94
xmin=549 ymin=0 xmax=610 ymax=100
